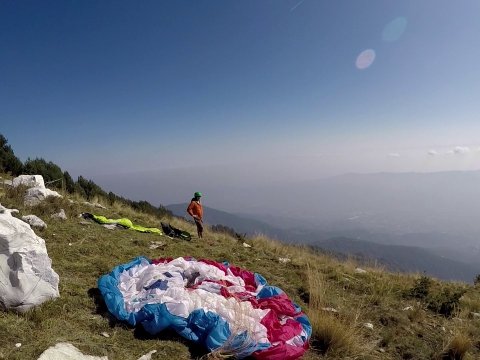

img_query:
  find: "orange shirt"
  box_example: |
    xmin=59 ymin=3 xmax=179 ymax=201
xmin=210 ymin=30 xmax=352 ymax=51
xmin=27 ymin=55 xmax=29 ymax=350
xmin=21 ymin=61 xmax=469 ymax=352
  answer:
xmin=187 ymin=200 xmax=203 ymax=220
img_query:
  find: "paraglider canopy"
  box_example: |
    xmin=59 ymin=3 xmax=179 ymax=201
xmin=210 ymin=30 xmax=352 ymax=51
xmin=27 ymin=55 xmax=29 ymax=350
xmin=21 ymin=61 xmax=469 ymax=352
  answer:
xmin=98 ymin=256 xmax=311 ymax=359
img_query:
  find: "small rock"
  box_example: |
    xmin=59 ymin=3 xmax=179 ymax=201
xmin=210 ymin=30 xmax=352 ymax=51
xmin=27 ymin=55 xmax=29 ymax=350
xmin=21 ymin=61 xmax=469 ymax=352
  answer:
xmin=51 ymin=209 xmax=67 ymax=220
xmin=278 ymin=257 xmax=291 ymax=263
xmin=403 ymin=306 xmax=414 ymax=311
xmin=37 ymin=343 xmax=107 ymax=360
xmin=441 ymin=326 xmax=446 ymax=332
xmin=363 ymin=322 xmax=374 ymax=330
xmin=22 ymin=215 xmax=47 ymax=229
xmin=102 ymin=224 xmax=117 ymax=230
xmin=94 ymin=203 xmax=107 ymax=209
xmin=242 ymin=242 xmax=252 ymax=248
xmin=321 ymin=307 xmax=338 ymax=313
xmin=137 ymin=350 xmax=157 ymax=360
xmin=379 ymin=348 xmax=386 ymax=353
xmin=101 ymin=332 xmax=110 ymax=338
xmin=149 ymin=241 xmax=166 ymax=250
xmin=68 ymin=243 xmax=72 ymax=246
xmin=15 ymin=343 xmax=21 ymax=348
xmin=355 ymin=268 xmax=367 ymax=274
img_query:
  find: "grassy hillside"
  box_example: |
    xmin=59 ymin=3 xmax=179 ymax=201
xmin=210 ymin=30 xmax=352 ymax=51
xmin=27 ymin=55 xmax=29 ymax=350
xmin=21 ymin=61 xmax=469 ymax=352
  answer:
xmin=315 ymin=237 xmax=480 ymax=283
xmin=1 ymin=174 xmax=479 ymax=360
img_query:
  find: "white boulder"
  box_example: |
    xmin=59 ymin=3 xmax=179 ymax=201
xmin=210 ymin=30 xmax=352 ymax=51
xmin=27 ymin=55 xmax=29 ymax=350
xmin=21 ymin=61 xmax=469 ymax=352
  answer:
xmin=12 ymin=175 xmax=45 ymax=189
xmin=11 ymin=175 xmax=62 ymax=206
xmin=24 ymin=186 xmax=61 ymax=206
xmin=21 ymin=215 xmax=47 ymax=229
xmin=37 ymin=343 xmax=107 ymax=360
xmin=0 ymin=204 xmax=60 ymax=312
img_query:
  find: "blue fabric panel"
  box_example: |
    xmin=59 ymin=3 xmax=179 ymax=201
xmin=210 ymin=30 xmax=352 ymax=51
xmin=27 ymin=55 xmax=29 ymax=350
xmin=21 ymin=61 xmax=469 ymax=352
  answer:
xmin=141 ymin=303 xmax=189 ymax=336
xmin=292 ymin=301 xmax=302 ymax=313
xmin=296 ymin=314 xmax=313 ymax=340
xmin=145 ymin=279 xmax=169 ymax=290
xmin=97 ymin=256 xmax=151 ymax=326
xmin=257 ymin=285 xmax=284 ymax=299
xmin=254 ymin=273 xmax=267 ymax=286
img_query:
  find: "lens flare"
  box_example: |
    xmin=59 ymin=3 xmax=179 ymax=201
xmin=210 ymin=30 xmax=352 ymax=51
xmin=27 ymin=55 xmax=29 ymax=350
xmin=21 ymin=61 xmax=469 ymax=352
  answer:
xmin=382 ymin=17 xmax=407 ymax=42
xmin=355 ymin=49 xmax=376 ymax=70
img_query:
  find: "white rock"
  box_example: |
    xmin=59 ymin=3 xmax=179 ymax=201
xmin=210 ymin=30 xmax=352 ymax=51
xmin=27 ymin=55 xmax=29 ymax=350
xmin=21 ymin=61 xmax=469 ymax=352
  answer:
xmin=137 ymin=350 xmax=157 ymax=360
xmin=355 ymin=268 xmax=367 ymax=274
xmin=37 ymin=342 xmax=108 ymax=360
xmin=321 ymin=307 xmax=339 ymax=313
xmin=15 ymin=343 xmax=22 ymax=348
xmin=12 ymin=175 xmax=62 ymax=206
xmin=0 ymin=205 xmax=60 ymax=312
xmin=403 ymin=306 xmax=414 ymax=311
xmin=363 ymin=322 xmax=374 ymax=330
xmin=25 ymin=187 xmax=61 ymax=206
xmin=22 ymin=215 xmax=47 ymax=229
xmin=51 ymin=209 xmax=67 ymax=220
xmin=101 ymin=332 xmax=110 ymax=338
xmin=278 ymin=257 xmax=291 ymax=263
xmin=102 ymin=224 xmax=117 ymax=230
xmin=12 ymin=175 xmax=45 ymax=189
xmin=149 ymin=241 xmax=165 ymax=249
xmin=0 ymin=204 xmax=19 ymax=216
xmin=242 ymin=242 xmax=252 ymax=248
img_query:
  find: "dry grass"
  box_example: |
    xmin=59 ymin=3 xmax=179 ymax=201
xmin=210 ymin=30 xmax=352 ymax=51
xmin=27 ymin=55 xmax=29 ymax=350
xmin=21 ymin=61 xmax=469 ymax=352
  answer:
xmin=305 ymin=264 xmax=372 ymax=359
xmin=437 ymin=330 xmax=473 ymax=360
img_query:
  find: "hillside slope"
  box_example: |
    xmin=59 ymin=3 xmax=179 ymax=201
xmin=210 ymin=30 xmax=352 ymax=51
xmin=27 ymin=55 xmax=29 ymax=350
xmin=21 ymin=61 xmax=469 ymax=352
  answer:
xmin=0 ymin=176 xmax=479 ymax=360
xmin=314 ymin=237 xmax=480 ymax=283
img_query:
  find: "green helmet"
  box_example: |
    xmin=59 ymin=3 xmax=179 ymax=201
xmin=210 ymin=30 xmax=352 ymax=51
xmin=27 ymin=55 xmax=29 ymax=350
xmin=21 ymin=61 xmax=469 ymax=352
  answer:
xmin=194 ymin=191 xmax=202 ymax=198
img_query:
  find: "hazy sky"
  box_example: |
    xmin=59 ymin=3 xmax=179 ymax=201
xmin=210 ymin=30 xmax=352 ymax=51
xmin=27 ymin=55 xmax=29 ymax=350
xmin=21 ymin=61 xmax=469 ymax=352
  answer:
xmin=2 ymin=0 xmax=480 ymax=188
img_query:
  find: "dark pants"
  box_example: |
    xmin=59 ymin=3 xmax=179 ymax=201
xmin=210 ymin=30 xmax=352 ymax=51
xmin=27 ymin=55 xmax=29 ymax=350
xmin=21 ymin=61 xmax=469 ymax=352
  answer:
xmin=194 ymin=219 xmax=203 ymax=238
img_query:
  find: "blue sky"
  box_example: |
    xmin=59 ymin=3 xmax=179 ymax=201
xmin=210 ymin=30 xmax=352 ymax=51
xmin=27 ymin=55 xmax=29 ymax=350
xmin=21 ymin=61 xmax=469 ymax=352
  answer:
xmin=1 ymin=0 xmax=480 ymax=189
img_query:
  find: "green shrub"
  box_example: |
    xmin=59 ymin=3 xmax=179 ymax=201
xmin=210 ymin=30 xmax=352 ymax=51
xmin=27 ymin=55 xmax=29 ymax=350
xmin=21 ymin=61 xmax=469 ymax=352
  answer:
xmin=407 ymin=276 xmax=432 ymax=299
xmin=427 ymin=288 xmax=466 ymax=318
xmin=474 ymin=274 xmax=480 ymax=286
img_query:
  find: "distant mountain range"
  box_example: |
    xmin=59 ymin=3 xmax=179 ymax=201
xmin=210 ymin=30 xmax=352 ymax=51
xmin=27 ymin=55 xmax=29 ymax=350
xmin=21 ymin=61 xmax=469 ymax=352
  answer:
xmin=167 ymin=202 xmax=480 ymax=283
xmin=315 ymin=237 xmax=480 ymax=283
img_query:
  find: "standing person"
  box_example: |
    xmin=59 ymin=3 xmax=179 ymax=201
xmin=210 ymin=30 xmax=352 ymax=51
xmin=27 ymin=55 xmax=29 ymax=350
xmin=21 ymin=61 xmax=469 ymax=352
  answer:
xmin=187 ymin=191 xmax=204 ymax=238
